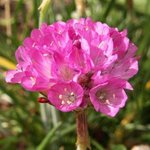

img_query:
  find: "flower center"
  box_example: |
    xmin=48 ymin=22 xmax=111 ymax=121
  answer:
xmin=96 ymin=90 xmax=108 ymax=104
xmin=59 ymin=90 xmax=76 ymax=105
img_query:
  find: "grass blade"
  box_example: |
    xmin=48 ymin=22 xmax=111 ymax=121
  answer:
xmin=36 ymin=122 xmax=62 ymax=150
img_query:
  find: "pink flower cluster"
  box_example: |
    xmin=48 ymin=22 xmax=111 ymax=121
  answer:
xmin=6 ymin=18 xmax=138 ymax=117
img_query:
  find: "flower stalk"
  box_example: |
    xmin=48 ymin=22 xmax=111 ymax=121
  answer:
xmin=76 ymin=110 xmax=91 ymax=150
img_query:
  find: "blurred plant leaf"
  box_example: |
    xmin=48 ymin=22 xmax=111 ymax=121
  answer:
xmin=0 ymin=56 xmax=16 ymax=69
xmin=91 ymin=138 xmax=104 ymax=150
xmin=111 ymin=144 xmax=127 ymax=150
xmin=36 ymin=122 xmax=62 ymax=150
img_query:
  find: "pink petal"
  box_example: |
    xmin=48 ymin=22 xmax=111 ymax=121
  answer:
xmin=5 ymin=70 xmax=23 ymax=83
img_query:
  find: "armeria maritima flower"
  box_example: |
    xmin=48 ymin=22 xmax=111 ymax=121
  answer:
xmin=6 ymin=18 xmax=138 ymax=117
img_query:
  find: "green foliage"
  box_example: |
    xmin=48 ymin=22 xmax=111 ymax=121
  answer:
xmin=0 ymin=0 xmax=150 ymax=149
xmin=111 ymin=144 xmax=127 ymax=150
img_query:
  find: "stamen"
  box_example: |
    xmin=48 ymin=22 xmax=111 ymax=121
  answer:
xmin=59 ymin=94 xmax=63 ymax=99
xmin=61 ymin=100 xmax=65 ymax=105
xmin=67 ymin=100 xmax=72 ymax=104
xmin=43 ymin=53 xmax=48 ymax=57
xmin=105 ymin=99 xmax=110 ymax=105
xmin=64 ymin=88 xmax=67 ymax=92
xmin=99 ymin=93 xmax=106 ymax=100
xmin=68 ymin=96 xmax=75 ymax=102
xmin=70 ymin=92 xmax=74 ymax=96
xmin=60 ymin=91 xmax=76 ymax=105
xmin=113 ymin=94 xmax=116 ymax=99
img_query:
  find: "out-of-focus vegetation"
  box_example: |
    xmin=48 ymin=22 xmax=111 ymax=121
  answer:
xmin=0 ymin=0 xmax=150 ymax=149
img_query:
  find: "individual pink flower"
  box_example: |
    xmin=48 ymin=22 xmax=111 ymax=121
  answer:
xmin=48 ymin=82 xmax=83 ymax=112
xmin=5 ymin=18 xmax=138 ymax=117
xmin=89 ymin=76 xmax=131 ymax=117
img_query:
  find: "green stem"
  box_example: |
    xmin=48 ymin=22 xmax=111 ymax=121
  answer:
xmin=76 ymin=110 xmax=91 ymax=150
xmin=38 ymin=0 xmax=51 ymax=26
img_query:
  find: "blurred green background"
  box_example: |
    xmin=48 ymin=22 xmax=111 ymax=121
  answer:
xmin=0 ymin=0 xmax=150 ymax=150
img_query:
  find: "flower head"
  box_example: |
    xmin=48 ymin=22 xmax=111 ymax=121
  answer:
xmin=6 ymin=18 xmax=138 ymax=116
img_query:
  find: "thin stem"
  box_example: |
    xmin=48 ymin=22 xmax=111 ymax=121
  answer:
xmin=76 ymin=110 xmax=91 ymax=150
xmin=40 ymin=103 xmax=49 ymax=130
xmin=5 ymin=0 xmax=12 ymax=44
xmin=50 ymin=105 xmax=60 ymax=127
xmin=38 ymin=0 xmax=51 ymax=26
xmin=75 ymin=0 xmax=86 ymax=18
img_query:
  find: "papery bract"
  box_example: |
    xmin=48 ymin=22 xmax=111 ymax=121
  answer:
xmin=6 ymin=18 xmax=138 ymax=117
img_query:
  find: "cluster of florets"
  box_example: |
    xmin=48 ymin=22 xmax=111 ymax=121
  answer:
xmin=6 ymin=18 xmax=138 ymax=117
